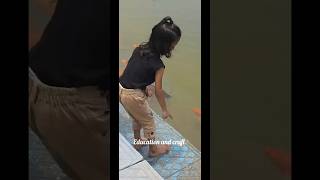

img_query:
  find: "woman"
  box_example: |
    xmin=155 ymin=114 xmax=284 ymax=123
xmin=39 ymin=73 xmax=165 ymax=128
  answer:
xmin=119 ymin=16 xmax=181 ymax=156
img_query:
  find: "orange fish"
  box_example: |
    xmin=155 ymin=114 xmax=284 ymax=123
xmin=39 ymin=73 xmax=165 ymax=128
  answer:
xmin=132 ymin=43 xmax=139 ymax=48
xmin=29 ymin=20 xmax=41 ymax=48
xmin=120 ymin=59 xmax=128 ymax=66
xmin=119 ymin=68 xmax=124 ymax=77
xmin=34 ymin=0 xmax=57 ymax=16
xmin=29 ymin=30 xmax=41 ymax=50
xmin=264 ymin=147 xmax=291 ymax=176
xmin=192 ymin=108 xmax=201 ymax=117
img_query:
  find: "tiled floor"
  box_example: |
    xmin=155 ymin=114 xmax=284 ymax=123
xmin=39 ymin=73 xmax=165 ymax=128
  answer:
xmin=119 ymin=103 xmax=201 ymax=179
xmin=119 ymin=160 xmax=163 ymax=180
xmin=119 ymin=133 xmax=143 ymax=170
xmin=29 ymin=128 xmax=71 ymax=180
xmin=119 ymin=132 xmax=163 ymax=179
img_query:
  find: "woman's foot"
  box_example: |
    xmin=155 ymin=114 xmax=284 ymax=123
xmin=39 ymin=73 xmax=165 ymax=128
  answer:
xmin=149 ymin=144 xmax=170 ymax=157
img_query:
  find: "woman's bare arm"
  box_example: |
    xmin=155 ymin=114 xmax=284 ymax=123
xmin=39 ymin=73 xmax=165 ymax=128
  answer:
xmin=155 ymin=68 xmax=167 ymax=111
xmin=155 ymin=68 xmax=173 ymax=119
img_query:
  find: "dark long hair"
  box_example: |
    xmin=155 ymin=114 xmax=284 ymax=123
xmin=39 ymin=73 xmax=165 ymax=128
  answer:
xmin=139 ymin=16 xmax=181 ymax=58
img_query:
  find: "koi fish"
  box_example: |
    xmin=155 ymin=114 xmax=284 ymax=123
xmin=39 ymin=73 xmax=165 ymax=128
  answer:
xmin=264 ymin=147 xmax=291 ymax=176
xmin=132 ymin=43 xmax=139 ymax=48
xmin=34 ymin=0 xmax=57 ymax=16
xmin=192 ymin=108 xmax=201 ymax=117
xmin=29 ymin=30 xmax=41 ymax=50
xmin=119 ymin=68 xmax=124 ymax=77
xmin=120 ymin=59 xmax=128 ymax=66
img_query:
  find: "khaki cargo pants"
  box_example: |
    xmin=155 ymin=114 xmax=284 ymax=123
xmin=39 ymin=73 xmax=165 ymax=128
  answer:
xmin=29 ymin=68 xmax=110 ymax=180
xmin=119 ymin=83 xmax=156 ymax=139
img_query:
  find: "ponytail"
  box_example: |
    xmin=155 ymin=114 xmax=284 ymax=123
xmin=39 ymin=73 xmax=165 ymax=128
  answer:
xmin=161 ymin=16 xmax=173 ymax=25
xmin=141 ymin=16 xmax=181 ymax=58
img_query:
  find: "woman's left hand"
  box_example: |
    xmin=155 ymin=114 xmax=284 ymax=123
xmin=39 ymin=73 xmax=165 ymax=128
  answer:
xmin=162 ymin=110 xmax=173 ymax=120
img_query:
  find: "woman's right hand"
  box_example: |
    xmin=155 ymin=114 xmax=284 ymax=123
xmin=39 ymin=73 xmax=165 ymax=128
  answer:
xmin=162 ymin=110 xmax=173 ymax=120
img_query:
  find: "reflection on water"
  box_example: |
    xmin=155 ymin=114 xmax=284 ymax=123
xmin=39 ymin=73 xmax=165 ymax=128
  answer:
xmin=120 ymin=0 xmax=201 ymax=150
